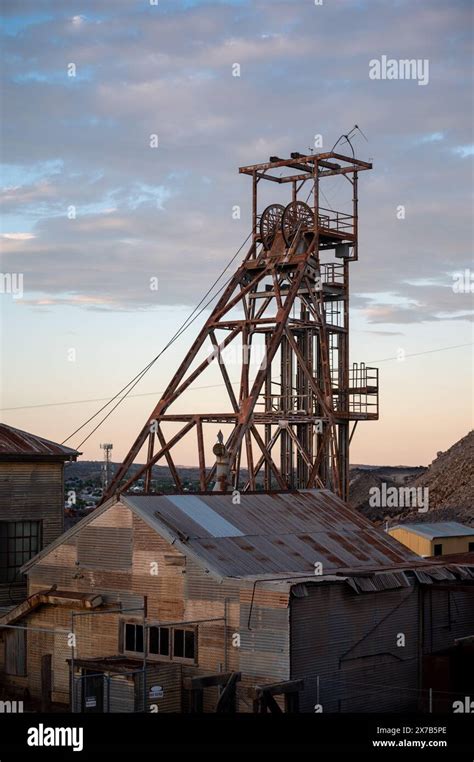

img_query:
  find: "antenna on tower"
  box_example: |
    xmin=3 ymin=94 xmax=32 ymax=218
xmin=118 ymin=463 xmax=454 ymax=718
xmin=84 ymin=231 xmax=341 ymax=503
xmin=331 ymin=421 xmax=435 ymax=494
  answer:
xmin=100 ymin=443 xmax=113 ymax=492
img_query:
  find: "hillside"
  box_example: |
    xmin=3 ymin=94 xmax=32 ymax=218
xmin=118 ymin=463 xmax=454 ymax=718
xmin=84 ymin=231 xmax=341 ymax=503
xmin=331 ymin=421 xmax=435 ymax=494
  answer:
xmin=399 ymin=430 xmax=474 ymax=526
xmin=350 ymin=431 xmax=474 ymax=527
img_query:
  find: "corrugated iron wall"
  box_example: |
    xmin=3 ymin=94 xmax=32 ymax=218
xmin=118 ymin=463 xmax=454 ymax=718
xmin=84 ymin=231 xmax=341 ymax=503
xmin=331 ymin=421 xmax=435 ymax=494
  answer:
xmin=0 ymin=462 xmax=64 ymax=604
xmin=422 ymin=587 xmax=473 ymax=653
xmin=132 ymin=513 xmax=184 ymax=620
xmin=0 ymin=462 xmax=64 ymax=542
xmin=77 ymin=527 xmax=132 ymax=569
xmin=139 ymin=662 xmax=182 ymax=712
xmin=28 ymin=504 xmax=139 ymax=607
xmin=239 ymin=603 xmax=289 ymax=681
xmin=236 ymin=585 xmax=290 ymax=711
xmin=290 ymin=582 xmax=420 ymax=712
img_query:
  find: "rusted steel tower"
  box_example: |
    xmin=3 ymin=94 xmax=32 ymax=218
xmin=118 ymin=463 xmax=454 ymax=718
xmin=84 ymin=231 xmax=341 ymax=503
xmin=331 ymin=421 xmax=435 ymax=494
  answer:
xmin=103 ymin=150 xmax=378 ymax=502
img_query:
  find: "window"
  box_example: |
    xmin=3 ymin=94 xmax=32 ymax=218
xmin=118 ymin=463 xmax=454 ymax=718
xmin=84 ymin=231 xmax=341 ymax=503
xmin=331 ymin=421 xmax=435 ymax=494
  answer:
xmin=122 ymin=622 xmax=196 ymax=662
xmin=433 ymin=543 xmax=443 ymax=556
xmin=149 ymin=626 xmax=169 ymax=656
xmin=174 ymin=628 xmax=195 ymax=660
xmin=0 ymin=521 xmax=41 ymax=583
xmin=124 ymin=623 xmax=144 ymax=653
xmin=468 ymin=542 xmax=474 ymax=553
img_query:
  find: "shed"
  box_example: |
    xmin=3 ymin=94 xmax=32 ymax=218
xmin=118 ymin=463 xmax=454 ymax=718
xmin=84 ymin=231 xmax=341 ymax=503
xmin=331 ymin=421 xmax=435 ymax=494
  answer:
xmin=388 ymin=522 xmax=474 ymax=558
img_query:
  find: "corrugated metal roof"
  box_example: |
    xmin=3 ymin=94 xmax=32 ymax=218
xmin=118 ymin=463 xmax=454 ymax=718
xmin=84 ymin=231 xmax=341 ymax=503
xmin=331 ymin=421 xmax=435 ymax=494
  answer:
xmin=165 ymin=494 xmax=244 ymax=537
xmin=123 ymin=490 xmax=423 ymax=578
xmin=411 ymin=565 xmax=474 ymax=584
xmin=249 ymin=562 xmax=474 ymax=594
xmin=391 ymin=522 xmax=474 ymax=540
xmin=0 ymin=423 xmax=79 ymax=459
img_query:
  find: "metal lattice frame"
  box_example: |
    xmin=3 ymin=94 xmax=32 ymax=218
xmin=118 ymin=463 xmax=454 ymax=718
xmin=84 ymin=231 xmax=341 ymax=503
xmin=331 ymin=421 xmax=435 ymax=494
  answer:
xmin=102 ymin=151 xmax=378 ymax=502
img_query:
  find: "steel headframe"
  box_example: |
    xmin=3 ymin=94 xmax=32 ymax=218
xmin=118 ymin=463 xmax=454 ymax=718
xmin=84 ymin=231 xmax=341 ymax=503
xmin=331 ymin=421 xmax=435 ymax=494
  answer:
xmin=102 ymin=151 xmax=378 ymax=503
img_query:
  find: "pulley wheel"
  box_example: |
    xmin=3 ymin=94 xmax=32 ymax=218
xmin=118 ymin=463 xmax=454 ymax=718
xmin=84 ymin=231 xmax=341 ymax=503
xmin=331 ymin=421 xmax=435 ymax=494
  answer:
xmin=259 ymin=203 xmax=285 ymax=250
xmin=281 ymin=201 xmax=314 ymax=246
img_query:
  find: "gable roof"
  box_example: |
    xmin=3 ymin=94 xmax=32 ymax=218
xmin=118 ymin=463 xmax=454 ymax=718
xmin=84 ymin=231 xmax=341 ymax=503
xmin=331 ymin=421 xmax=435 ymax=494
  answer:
xmin=0 ymin=423 xmax=80 ymax=461
xmin=122 ymin=490 xmax=421 ymax=577
xmin=21 ymin=489 xmax=474 ymax=584
xmin=391 ymin=522 xmax=474 ymax=540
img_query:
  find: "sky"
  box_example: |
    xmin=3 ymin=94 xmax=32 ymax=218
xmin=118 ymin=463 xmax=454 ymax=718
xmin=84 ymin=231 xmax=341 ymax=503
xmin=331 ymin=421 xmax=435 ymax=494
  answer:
xmin=0 ymin=0 xmax=473 ymax=469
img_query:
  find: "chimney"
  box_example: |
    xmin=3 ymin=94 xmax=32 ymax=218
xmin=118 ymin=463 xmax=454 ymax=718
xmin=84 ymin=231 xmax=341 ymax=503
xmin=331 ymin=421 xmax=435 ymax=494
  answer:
xmin=212 ymin=431 xmax=230 ymax=492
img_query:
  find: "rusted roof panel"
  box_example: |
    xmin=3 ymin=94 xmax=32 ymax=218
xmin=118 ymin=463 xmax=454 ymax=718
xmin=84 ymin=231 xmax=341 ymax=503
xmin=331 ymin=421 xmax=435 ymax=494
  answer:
xmin=0 ymin=423 xmax=79 ymax=460
xmin=124 ymin=489 xmax=422 ymax=577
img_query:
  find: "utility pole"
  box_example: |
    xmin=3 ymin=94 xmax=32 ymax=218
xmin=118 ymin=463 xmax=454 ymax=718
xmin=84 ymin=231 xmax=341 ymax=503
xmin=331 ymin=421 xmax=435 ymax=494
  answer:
xmin=100 ymin=443 xmax=113 ymax=492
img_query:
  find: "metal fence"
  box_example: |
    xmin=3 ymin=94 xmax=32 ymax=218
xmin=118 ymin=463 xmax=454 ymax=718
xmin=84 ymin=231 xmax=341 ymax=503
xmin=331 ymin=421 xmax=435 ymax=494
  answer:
xmin=72 ymin=668 xmax=146 ymax=713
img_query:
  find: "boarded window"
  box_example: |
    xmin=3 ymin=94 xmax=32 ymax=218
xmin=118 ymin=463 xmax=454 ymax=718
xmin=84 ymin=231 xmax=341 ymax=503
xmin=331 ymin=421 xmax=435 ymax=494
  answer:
xmin=5 ymin=628 xmax=27 ymax=676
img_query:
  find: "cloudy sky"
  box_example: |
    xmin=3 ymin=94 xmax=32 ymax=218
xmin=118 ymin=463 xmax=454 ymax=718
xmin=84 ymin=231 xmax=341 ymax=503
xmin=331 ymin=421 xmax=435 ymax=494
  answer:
xmin=1 ymin=0 xmax=472 ymax=468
